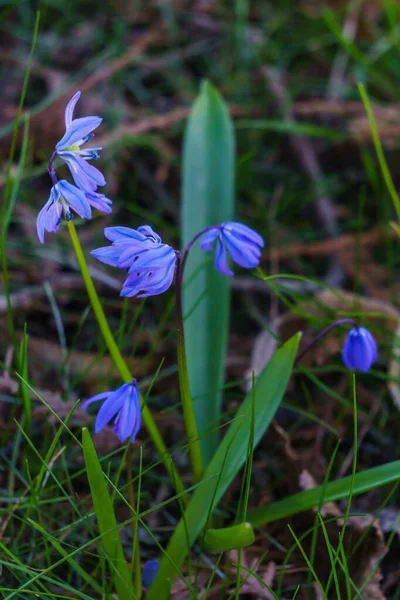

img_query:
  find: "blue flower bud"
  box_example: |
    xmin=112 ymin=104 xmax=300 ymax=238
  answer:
xmin=342 ymin=327 xmax=377 ymax=372
xmin=142 ymin=559 xmax=160 ymax=588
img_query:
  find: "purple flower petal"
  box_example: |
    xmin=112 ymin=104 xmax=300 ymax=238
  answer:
xmin=113 ymin=385 xmax=141 ymax=442
xmin=85 ymin=191 xmax=112 ymax=214
xmin=36 ymin=188 xmax=62 ymax=244
xmin=199 ymin=228 xmax=220 ymax=252
xmin=58 ymin=180 xmax=92 ymax=220
xmin=56 ymin=116 xmax=102 ymax=150
xmin=222 ymin=222 xmax=265 ymax=248
xmin=221 ymin=230 xmax=261 ymax=269
xmin=126 ymin=244 xmax=175 ymax=272
xmin=90 ymin=246 xmax=126 ymax=267
xmin=137 ymin=225 xmax=162 ymax=243
xmin=94 ymin=384 xmax=130 ymax=433
xmin=64 ymin=91 xmax=81 ymax=129
xmin=104 ymin=226 xmax=149 ymax=243
xmin=214 ymin=239 xmax=233 ymax=276
xmin=61 ymin=152 xmax=106 ymax=191
xmin=82 ymin=391 xmax=110 ymax=410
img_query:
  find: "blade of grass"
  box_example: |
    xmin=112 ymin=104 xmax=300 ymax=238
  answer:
xmin=358 ymin=82 xmax=400 ymax=221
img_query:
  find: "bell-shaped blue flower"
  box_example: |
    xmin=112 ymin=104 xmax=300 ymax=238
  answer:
xmin=199 ymin=222 xmax=264 ymax=276
xmin=36 ymin=180 xmax=91 ymax=243
xmin=55 ymin=91 xmax=105 ymax=192
xmin=36 ymin=181 xmax=113 ymax=243
xmin=82 ymin=381 xmax=141 ymax=443
xmin=91 ymin=225 xmax=177 ymax=298
xmin=342 ymin=327 xmax=378 ymax=372
xmin=142 ymin=560 xmax=160 ymax=588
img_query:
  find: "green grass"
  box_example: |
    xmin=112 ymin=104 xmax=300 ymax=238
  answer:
xmin=1 ymin=1 xmax=400 ymax=598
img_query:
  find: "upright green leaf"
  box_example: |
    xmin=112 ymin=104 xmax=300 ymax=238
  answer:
xmin=181 ymin=80 xmax=235 ymax=465
xmin=82 ymin=428 xmax=134 ymax=600
xmin=147 ymin=333 xmax=301 ymax=600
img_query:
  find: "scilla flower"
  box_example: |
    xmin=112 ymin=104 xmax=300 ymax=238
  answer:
xmin=36 ymin=181 xmax=112 ymax=243
xmin=342 ymin=327 xmax=378 ymax=372
xmin=91 ymin=225 xmax=177 ymax=298
xmin=82 ymin=380 xmax=141 ymax=443
xmin=55 ymin=91 xmax=105 ymax=191
xmin=37 ymin=180 xmax=91 ymax=243
xmin=199 ymin=222 xmax=264 ymax=276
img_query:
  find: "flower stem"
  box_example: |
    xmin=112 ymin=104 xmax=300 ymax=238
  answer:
xmin=126 ymin=445 xmax=142 ymax=599
xmin=66 ymin=220 xmax=187 ymax=503
xmin=295 ymin=318 xmax=356 ymax=366
xmin=175 ymin=256 xmax=205 ymax=483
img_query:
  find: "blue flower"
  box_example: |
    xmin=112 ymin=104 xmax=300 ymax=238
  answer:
xmin=36 ymin=181 xmax=113 ymax=243
xmin=37 ymin=180 xmax=91 ymax=243
xmin=82 ymin=381 xmax=141 ymax=443
xmin=142 ymin=560 xmax=160 ymax=588
xmin=91 ymin=225 xmax=177 ymax=298
xmin=199 ymin=222 xmax=264 ymax=276
xmin=55 ymin=91 xmax=105 ymax=192
xmin=342 ymin=327 xmax=378 ymax=372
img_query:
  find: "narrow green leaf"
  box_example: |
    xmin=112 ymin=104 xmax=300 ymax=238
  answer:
xmin=18 ymin=325 xmax=31 ymax=438
xmin=204 ymin=523 xmax=255 ymax=554
xmin=147 ymin=333 xmax=300 ymax=600
xmin=82 ymin=428 xmax=134 ymax=599
xmin=248 ymin=459 xmax=400 ymax=527
xmin=181 ymin=80 xmax=235 ymax=465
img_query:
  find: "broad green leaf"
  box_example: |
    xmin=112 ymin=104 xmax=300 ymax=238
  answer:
xmin=82 ymin=428 xmax=135 ymax=600
xmin=181 ymin=80 xmax=235 ymax=465
xmin=147 ymin=333 xmax=300 ymax=600
xmin=248 ymin=459 xmax=400 ymax=526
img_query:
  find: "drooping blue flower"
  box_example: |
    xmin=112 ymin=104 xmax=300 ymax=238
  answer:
xmin=342 ymin=327 xmax=378 ymax=372
xmin=82 ymin=381 xmax=141 ymax=443
xmin=36 ymin=181 xmax=113 ymax=243
xmin=142 ymin=560 xmax=160 ymax=588
xmin=36 ymin=180 xmax=92 ymax=243
xmin=199 ymin=222 xmax=264 ymax=276
xmin=55 ymin=91 xmax=105 ymax=192
xmin=91 ymin=225 xmax=177 ymax=298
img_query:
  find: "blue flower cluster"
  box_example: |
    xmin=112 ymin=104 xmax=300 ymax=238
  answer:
xmin=38 ymin=93 xmax=378 ymax=447
xmin=37 ymin=91 xmax=111 ymax=243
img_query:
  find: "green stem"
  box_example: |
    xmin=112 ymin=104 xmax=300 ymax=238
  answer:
xmin=175 ymin=257 xmax=204 ymax=483
xmin=358 ymin=82 xmax=400 ymax=222
xmin=126 ymin=445 xmax=142 ymax=599
xmin=66 ymin=221 xmax=187 ymax=503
